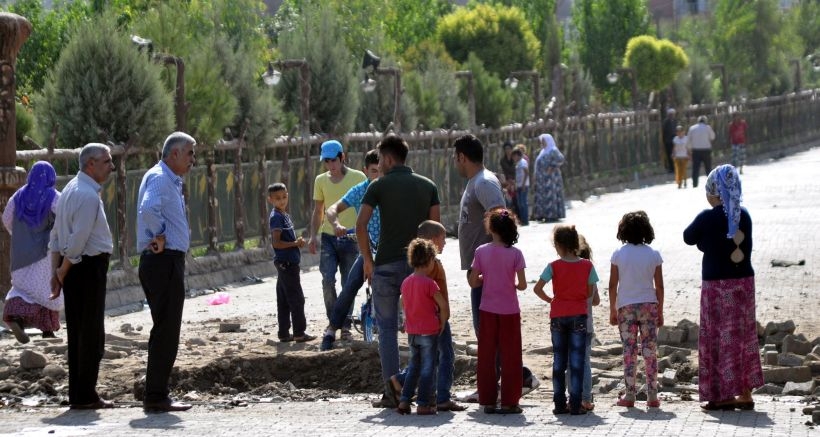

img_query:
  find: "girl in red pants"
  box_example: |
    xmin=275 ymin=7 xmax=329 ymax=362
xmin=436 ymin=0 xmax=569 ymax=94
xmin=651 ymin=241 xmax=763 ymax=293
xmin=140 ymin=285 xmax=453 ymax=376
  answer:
xmin=469 ymin=209 xmax=527 ymax=414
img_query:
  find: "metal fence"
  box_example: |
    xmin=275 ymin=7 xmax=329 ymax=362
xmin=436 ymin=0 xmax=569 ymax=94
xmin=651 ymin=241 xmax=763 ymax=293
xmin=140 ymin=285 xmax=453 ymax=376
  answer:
xmin=16 ymin=89 xmax=820 ymax=271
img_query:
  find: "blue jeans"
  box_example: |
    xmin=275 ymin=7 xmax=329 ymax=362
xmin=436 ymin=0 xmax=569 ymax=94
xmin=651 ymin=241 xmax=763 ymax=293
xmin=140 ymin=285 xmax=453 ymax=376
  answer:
xmin=395 ymin=321 xmax=454 ymax=404
xmin=319 ymin=233 xmax=358 ymax=322
xmin=372 ymin=260 xmax=413 ymax=392
xmin=583 ymin=332 xmax=593 ymax=403
xmin=328 ymin=254 xmax=365 ymax=330
xmin=551 ymin=314 xmax=587 ymax=412
xmin=400 ymin=333 xmax=439 ymax=407
xmin=515 ymin=186 xmax=529 ymax=225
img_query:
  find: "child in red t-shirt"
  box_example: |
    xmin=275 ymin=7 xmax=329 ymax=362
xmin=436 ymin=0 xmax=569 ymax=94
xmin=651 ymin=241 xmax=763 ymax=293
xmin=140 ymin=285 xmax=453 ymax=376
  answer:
xmin=397 ymin=238 xmax=448 ymax=415
xmin=534 ymin=225 xmax=598 ymax=415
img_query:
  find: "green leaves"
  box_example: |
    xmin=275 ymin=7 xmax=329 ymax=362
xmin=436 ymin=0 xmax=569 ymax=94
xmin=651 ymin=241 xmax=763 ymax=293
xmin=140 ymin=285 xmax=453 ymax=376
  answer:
xmin=624 ymin=36 xmax=688 ymax=92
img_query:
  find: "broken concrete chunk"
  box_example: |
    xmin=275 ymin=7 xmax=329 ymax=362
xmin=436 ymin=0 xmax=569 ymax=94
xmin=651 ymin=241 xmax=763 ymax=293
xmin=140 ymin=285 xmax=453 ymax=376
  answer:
xmin=219 ymin=323 xmax=241 ymax=333
xmin=783 ymin=335 xmax=813 ymax=355
xmin=782 ymin=380 xmax=816 ymax=396
xmin=763 ymin=366 xmax=812 ymax=384
xmin=20 ymin=350 xmax=47 ymax=370
xmin=753 ymin=383 xmax=783 ymax=395
xmin=660 ymin=369 xmax=678 ymax=386
xmin=778 ymin=352 xmax=806 ymax=367
xmin=764 ymin=351 xmax=779 ymax=366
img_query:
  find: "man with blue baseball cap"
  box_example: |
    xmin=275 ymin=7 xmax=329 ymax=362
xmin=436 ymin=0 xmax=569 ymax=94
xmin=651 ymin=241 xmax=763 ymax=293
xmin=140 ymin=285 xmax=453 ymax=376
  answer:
xmin=308 ymin=140 xmax=366 ymax=340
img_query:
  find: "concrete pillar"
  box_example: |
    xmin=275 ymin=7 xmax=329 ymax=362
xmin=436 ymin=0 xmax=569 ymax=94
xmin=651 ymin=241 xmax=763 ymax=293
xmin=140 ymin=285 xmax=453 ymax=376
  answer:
xmin=0 ymin=13 xmax=32 ymax=298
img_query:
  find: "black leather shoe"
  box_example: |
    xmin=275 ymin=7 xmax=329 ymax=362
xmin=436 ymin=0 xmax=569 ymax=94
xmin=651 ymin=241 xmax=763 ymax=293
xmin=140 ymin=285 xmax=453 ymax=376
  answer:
xmin=143 ymin=398 xmax=192 ymax=412
xmin=70 ymin=399 xmax=114 ymax=409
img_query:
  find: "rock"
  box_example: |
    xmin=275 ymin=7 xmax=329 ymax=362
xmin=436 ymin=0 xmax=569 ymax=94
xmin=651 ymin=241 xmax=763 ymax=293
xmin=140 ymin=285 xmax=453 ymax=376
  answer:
xmin=589 ymin=359 xmax=617 ymax=370
xmin=753 ymin=383 xmax=784 ymax=395
xmin=804 ymin=353 xmax=820 ymax=363
xmin=764 ymin=351 xmax=779 ymax=366
xmin=119 ymin=323 xmax=133 ymax=333
xmin=209 ymin=335 xmax=220 ymax=342
xmin=186 ymin=337 xmax=207 ymax=347
xmin=687 ymin=326 xmax=699 ymax=343
xmin=42 ymin=364 xmax=66 ymax=379
xmin=658 ymin=326 xmax=687 ymax=344
xmin=812 ymin=338 xmax=820 ymax=347
xmin=661 ymin=369 xmax=678 ymax=386
xmin=466 ymin=345 xmax=478 ymax=356
xmin=807 ymin=361 xmax=820 ymax=375
xmin=183 ymin=391 xmax=201 ymax=401
xmin=782 ymin=380 xmax=816 ymax=395
xmin=20 ymin=350 xmax=48 ymax=369
xmin=763 ymin=320 xmax=796 ymax=337
xmin=657 ymin=345 xmax=691 ymax=358
xmin=691 ymin=376 xmax=699 ymax=385
xmin=265 ymin=339 xmax=277 ymax=347
xmin=658 ymin=357 xmax=674 ymax=371
xmin=529 ymin=346 xmax=553 ymax=355
xmin=219 ymin=323 xmax=241 ymax=333
xmin=590 ymin=346 xmax=610 ymax=357
xmin=103 ymin=350 xmax=125 ymax=360
xmin=783 ymin=335 xmax=813 ymax=356
xmin=105 ymin=333 xmax=138 ymax=347
xmin=0 ymin=382 xmax=22 ymax=393
xmin=43 ymin=344 xmax=68 ymax=355
xmin=136 ymin=341 xmax=149 ymax=350
xmin=597 ymin=378 xmax=620 ymax=393
xmin=762 ymin=344 xmax=778 ymax=353
xmin=756 ymin=321 xmax=765 ymax=338
xmin=763 ymin=366 xmax=812 ymax=384
xmin=605 ymin=344 xmax=623 ymax=355
xmin=0 ymin=366 xmax=11 ymax=379
xmin=812 ymin=345 xmax=820 ymax=356
xmin=801 ymin=406 xmax=815 ymax=415
xmin=677 ymin=319 xmax=697 ymax=329
xmin=765 ymin=332 xmax=789 ymax=347
xmin=814 ymin=410 xmax=820 ymax=425
xmin=778 ymin=352 xmax=806 ymax=367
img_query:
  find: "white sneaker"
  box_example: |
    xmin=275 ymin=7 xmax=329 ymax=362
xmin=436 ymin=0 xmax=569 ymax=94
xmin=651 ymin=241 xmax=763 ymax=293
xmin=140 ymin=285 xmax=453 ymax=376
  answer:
xmin=521 ymin=374 xmax=540 ymax=397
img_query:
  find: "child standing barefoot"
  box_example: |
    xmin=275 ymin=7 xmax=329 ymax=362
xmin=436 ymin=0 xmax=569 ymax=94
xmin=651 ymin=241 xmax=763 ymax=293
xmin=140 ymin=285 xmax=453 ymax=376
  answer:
xmin=397 ymin=238 xmax=449 ymax=415
xmin=533 ymin=225 xmax=598 ymax=415
xmin=609 ymin=211 xmax=664 ymax=408
xmin=469 ymin=209 xmax=527 ymax=414
xmin=577 ymin=235 xmax=600 ymax=412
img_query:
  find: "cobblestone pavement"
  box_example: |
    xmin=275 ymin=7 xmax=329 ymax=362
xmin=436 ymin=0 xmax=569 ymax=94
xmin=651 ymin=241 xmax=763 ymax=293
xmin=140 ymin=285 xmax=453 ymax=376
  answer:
xmin=2 ymin=147 xmax=818 ymax=436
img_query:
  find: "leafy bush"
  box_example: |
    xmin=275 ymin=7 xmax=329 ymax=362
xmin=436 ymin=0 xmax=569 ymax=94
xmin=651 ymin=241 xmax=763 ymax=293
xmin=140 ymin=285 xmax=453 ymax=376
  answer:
xmin=624 ymin=35 xmax=689 ymax=92
xmin=15 ymin=102 xmax=34 ymax=147
xmin=464 ymin=54 xmax=512 ymax=128
xmin=36 ymin=16 xmax=173 ymax=148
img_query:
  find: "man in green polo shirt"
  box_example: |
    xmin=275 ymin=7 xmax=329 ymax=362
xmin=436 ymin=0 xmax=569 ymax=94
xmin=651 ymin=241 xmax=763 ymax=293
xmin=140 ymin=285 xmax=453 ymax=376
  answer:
xmin=355 ymin=134 xmax=440 ymax=408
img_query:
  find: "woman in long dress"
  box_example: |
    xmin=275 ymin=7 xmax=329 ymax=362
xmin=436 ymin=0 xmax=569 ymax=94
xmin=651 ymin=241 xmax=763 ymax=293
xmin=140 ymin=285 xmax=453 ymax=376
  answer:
xmin=532 ymin=133 xmax=566 ymax=222
xmin=683 ymin=165 xmax=763 ymax=410
xmin=2 ymin=161 xmax=63 ymax=343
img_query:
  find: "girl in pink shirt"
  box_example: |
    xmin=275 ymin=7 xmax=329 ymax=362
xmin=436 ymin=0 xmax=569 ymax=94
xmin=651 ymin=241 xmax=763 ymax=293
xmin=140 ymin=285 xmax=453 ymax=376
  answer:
xmin=469 ymin=209 xmax=527 ymax=414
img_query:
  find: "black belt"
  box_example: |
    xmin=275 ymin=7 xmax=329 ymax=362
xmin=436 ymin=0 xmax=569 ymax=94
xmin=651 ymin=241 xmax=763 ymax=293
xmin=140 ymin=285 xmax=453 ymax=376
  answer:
xmin=141 ymin=249 xmax=186 ymax=257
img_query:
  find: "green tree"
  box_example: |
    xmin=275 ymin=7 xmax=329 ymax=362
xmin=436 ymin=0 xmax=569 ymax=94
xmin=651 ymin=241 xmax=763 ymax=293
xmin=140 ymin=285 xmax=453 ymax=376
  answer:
xmin=437 ymin=4 xmax=541 ymax=78
xmin=573 ymin=0 xmax=650 ymax=90
xmin=496 ymin=0 xmax=561 ymax=71
xmin=464 ymin=53 xmax=513 ymax=128
xmin=6 ymin=0 xmax=93 ymax=95
xmin=402 ymin=43 xmax=467 ymax=130
xmin=276 ymin=3 xmax=359 ymax=136
xmin=36 ymin=16 xmax=173 ymax=148
xmin=624 ymin=36 xmax=688 ymax=93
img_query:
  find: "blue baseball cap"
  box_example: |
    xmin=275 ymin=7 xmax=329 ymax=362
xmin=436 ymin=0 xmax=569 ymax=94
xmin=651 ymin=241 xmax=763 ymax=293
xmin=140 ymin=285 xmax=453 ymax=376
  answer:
xmin=320 ymin=140 xmax=343 ymax=160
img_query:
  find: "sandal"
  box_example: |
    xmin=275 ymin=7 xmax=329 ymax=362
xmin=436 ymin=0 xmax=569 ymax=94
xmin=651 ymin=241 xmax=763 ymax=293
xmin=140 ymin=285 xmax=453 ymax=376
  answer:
xmin=396 ymin=401 xmax=411 ymax=415
xmin=416 ymin=405 xmax=437 ymax=415
xmin=616 ymin=398 xmax=635 ymax=408
xmin=735 ymin=401 xmax=754 ymax=411
xmin=581 ymin=401 xmax=595 ymax=412
xmin=436 ymin=400 xmax=466 ymax=412
xmin=494 ymin=405 xmax=522 ymax=414
xmin=647 ymin=399 xmax=661 ymax=408
xmin=700 ymin=400 xmax=736 ymax=411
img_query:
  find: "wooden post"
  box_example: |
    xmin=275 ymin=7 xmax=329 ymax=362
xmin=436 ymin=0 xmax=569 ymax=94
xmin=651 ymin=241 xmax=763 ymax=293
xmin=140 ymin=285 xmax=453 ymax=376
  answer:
xmin=0 ymin=13 xmax=32 ymax=297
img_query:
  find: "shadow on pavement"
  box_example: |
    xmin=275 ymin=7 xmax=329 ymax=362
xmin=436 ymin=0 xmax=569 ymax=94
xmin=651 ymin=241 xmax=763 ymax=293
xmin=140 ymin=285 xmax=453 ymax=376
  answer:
xmin=129 ymin=413 xmax=184 ymax=429
xmin=360 ymin=408 xmax=456 ymax=427
xmin=701 ymin=410 xmax=774 ymax=428
xmin=465 ymin=410 xmax=533 ymax=427
xmin=550 ymin=412 xmax=606 ymax=426
xmin=41 ymin=409 xmax=101 ymax=426
xmin=618 ymin=409 xmax=677 ymax=421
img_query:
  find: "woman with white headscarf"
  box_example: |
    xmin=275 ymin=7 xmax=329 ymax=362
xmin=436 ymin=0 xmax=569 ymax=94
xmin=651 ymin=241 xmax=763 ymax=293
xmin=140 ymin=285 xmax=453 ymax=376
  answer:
xmin=683 ymin=165 xmax=762 ymax=411
xmin=532 ymin=133 xmax=565 ymax=222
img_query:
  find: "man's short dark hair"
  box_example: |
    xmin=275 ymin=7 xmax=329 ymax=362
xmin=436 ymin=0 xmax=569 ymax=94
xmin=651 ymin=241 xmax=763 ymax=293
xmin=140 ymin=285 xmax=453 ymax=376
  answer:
xmin=376 ymin=134 xmax=409 ymax=163
xmin=364 ymin=149 xmax=379 ymax=167
xmin=268 ymin=182 xmax=287 ymax=194
xmin=453 ymin=134 xmax=483 ymax=163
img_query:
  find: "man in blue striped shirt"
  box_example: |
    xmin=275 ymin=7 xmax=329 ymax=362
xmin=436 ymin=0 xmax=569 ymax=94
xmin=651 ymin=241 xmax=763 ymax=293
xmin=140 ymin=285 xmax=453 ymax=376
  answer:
xmin=136 ymin=131 xmax=196 ymax=413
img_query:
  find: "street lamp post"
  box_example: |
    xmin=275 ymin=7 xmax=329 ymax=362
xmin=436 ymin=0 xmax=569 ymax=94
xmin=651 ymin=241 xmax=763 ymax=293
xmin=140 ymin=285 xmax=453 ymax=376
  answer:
xmin=131 ymin=35 xmax=188 ymax=132
xmin=709 ymin=63 xmax=728 ymax=103
xmin=607 ymin=67 xmax=639 ymax=110
xmin=0 ymin=12 xmax=31 ymax=298
xmin=507 ymin=70 xmax=541 ymax=119
xmin=454 ymin=70 xmax=475 ymax=131
xmin=361 ymin=50 xmax=402 ymax=133
xmin=789 ymin=59 xmax=802 ymax=92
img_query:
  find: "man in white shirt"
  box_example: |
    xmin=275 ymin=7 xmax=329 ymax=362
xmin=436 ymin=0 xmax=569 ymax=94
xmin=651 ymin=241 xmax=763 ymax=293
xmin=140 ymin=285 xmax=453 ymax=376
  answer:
xmin=51 ymin=143 xmax=115 ymax=410
xmin=687 ymin=116 xmax=716 ymax=188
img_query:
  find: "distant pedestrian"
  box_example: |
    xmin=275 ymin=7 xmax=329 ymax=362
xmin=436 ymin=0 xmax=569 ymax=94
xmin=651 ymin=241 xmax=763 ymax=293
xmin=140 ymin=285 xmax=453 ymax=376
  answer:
xmin=532 ymin=133 xmax=565 ymax=222
xmin=2 ymin=161 xmax=62 ymax=343
xmin=609 ymin=211 xmax=664 ymax=409
xmin=687 ymin=116 xmax=715 ymax=188
xmin=136 ymin=132 xmax=196 ymax=412
xmin=357 ymin=134 xmax=440 ymax=409
xmin=267 ymin=183 xmax=313 ymax=343
xmin=729 ymin=113 xmax=748 ymax=174
xmin=533 ymin=225 xmax=597 ymax=415
xmin=51 ymin=143 xmax=115 ymax=410
xmin=683 ymin=165 xmax=762 ymax=411
xmin=469 ymin=209 xmax=527 ymax=415
xmin=396 ymin=238 xmax=448 ymax=416
xmin=662 ymin=108 xmax=678 ymax=173
xmin=672 ymin=125 xmax=690 ymax=189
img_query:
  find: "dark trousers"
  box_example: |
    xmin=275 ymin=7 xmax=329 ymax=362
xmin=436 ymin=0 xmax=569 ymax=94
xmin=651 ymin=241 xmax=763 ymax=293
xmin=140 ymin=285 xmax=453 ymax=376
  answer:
xmin=274 ymin=260 xmax=307 ymax=338
xmin=139 ymin=250 xmax=186 ymax=403
xmin=477 ymin=310 xmax=523 ymax=407
xmin=691 ymin=149 xmax=712 ymax=188
xmin=63 ymin=253 xmax=109 ymax=405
